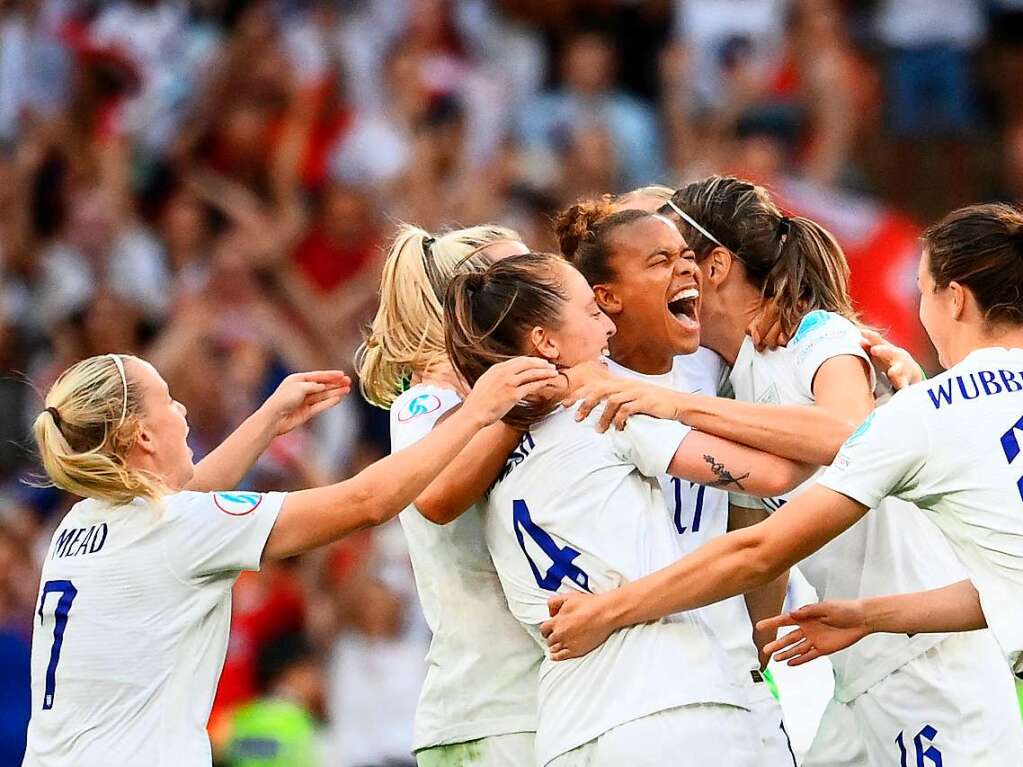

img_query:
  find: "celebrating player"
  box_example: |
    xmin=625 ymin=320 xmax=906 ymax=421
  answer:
xmin=357 ymin=224 xmax=543 ymax=767
xmin=542 ymin=199 xmax=1023 ymax=764
xmin=553 ymin=198 xmax=795 ymax=764
xmin=24 ymin=351 xmax=554 ymax=765
xmin=444 ymin=252 xmax=814 ymax=767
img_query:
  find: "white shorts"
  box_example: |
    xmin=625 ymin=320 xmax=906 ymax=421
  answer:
xmin=804 ymin=631 xmax=1023 ymax=767
xmin=747 ymin=675 xmax=798 ymax=766
xmin=415 ymin=732 xmax=535 ymax=767
xmin=547 ymin=703 xmax=760 ymax=767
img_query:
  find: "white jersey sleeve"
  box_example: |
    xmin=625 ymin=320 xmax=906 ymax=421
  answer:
xmin=390 ymin=387 xmax=463 ymax=451
xmin=819 ymin=395 xmax=928 ymax=510
xmin=162 ymin=490 xmax=285 ymax=580
xmin=604 ymin=409 xmax=691 ymax=478
xmin=789 ymin=310 xmax=874 ymax=398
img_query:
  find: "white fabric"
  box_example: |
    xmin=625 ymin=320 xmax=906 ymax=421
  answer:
xmin=547 ymin=703 xmax=760 ymax=767
xmin=729 ymin=311 xmax=967 ymax=700
xmin=805 ymin=630 xmax=1023 ymax=766
xmin=605 ymin=352 xmax=793 ymax=764
xmin=485 ymin=404 xmax=743 ymax=764
xmin=821 ymin=346 xmax=1023 ymax=672
xmin=415 ymin=732 xmax=536 ymax=767
xmin=24 ymin=490 xmax=284 ymax=766
xmin=390 ymin=385 xmax=540 ymax=750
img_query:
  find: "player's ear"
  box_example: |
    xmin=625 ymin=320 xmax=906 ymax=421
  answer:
xmin=592 ymin=284 xmax=621 ymax=316
xmin=948 ymin=280 xmax=967 ymax=321
xmin=703 ymin=246 xmax=733 ymax=286
xmin=529 ymin=325 xmax=560 ymax=363
xmin=133 ymin=423 xmax=157 ymax=457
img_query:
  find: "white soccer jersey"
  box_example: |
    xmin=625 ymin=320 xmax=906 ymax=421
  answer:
xmin=485 ymin=404 xmax=744 ymax=765
xmin=604 ymin=353 xmax=762 ymax=683
xmin=820 ymin=346 xmax=1023 ymax=672
xmin=390 ymin=385 xmax=540 ymax=750
xmin=729 ymin=311 xmax=969 ymax=700
xmin=24 ymin=489 xmax=284 ymax=766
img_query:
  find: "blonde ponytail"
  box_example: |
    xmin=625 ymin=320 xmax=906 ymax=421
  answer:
xmin=357 ymin=222 xmax=522 ymax=408
xmin=33 ymin=354 xmax=165 ymax=505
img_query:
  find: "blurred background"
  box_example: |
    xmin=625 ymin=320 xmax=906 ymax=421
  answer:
xmin=1 ymin=0 xmax=1022 ymax=764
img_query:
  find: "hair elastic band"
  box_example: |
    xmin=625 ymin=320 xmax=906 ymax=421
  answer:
xmin=46 ymin=407 xmax=62 ymax=428
xmin=109 ymin=354 xmax=128 ymax=426
xmin=662 ymin=198 xmax=726 ymax=250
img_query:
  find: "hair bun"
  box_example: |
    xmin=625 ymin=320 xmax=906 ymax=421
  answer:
xmin=554 ymin=200 xmax=616 ymax=261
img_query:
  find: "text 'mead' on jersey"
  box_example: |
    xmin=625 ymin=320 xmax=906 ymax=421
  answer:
xmin=26 ymin=489 xmax=283 ymax=766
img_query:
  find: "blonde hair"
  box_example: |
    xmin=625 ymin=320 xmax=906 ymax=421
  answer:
xmin=357 ymin=223 xmax=522 ymax=408
xmin=33 ymin=354 xmax=165 ymax=505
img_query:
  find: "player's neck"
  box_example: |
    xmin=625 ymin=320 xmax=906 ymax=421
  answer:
xmin=609 ymin=334 xmax=673 ymax=375
xmin=948 ymin=325 xmax=1023 ymax=366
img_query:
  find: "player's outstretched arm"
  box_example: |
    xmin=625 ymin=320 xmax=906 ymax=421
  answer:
xmin=666 ymin=431 xmax=815 ymax=499
xmin=414 ymin=419 xmax=524 ymax=524
xmin=563 ymin=363 xmax=862 ymax=466
xmin=757 ymin=579 xmax=986 ymax=666
xmin=541 ymin=485 xmax=867 ymax=660
xmin=187 ymin=371 xmax=352 ymax=492
xmin=263 ymin=357 xmax=557 ymax=559
xmin=729 ymin=504 xmax=790 ymax=666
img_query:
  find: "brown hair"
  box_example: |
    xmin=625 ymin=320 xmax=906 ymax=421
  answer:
xmin=357 ymin=223 xmax=521 ymax=408
xmin=671 ymin=175 xmax=856 ymax=334
xmin=33 ymin=354 xmax=164 ymax=505
xmin=554 ymin=199 xmax=650 ymax=285
xmin=924 ymin=203 xmax=1023 ymax=326
xmin=444 ymin=252 xmax=568 ymax=428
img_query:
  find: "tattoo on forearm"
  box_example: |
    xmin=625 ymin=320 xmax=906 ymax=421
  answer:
xmin=703 ymin=454 xmax=749 ymax=490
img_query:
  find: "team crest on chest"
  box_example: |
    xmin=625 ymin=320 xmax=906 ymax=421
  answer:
xmin=399 ymin=393 xmax=443 ymax=422
xmin=213 ymin=492 xmax=263 ymax=516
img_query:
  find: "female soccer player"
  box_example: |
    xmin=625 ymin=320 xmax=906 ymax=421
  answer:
xmin=24 ymin=351 xmax=554 ymax=765
xmin=553 ymin=198 xmax=796 ymax=764
xmin=444 ymin=252 xmax=813 ymax=767
xmin=542 ymin=198 xmax=1023 ymax=764
xmin=357 ymin=223 xmax=543 ymax=767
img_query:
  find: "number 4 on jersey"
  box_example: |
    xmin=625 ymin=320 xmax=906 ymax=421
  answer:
xmin=513 ymin=499 xmax=590 ymax=592
xmin=1000 ymin=414 xmax=1023 ymax=502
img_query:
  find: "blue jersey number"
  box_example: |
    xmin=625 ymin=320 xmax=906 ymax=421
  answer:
xmin=897 ymin=725 xmax=942 ymax=767
xmin=670 ymin=478 xmax=705 ymax=534
xmin=512 ymin=499 xmax=590 ymax=592
xmin=1000 ymin=414 xmax=1023 ymax=502
xmin=37 ymin=579 xmax=78 ymax=710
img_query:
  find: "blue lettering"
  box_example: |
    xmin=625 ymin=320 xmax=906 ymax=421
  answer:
xmin=88 ymin=523 xmax=108 ymax=554
xmin=927 ymin=380 xmax=954 ymax=409
xmin=73 ymin=528 xmax=94 ymax=557
xmin=956 ymin=373 xmax=981 ymax=400
xmin=60 ymin=528 xmax=86 ymax=558
xmin=53 ymin=529 xmax=76 ymax=559
xmin=499 ymin=433 xmax=536 ymax=483
xmin=1001 ymin=370 xmax=1023 ymax=393
xmin=978 ymin=370 xmax=1003 ymax=396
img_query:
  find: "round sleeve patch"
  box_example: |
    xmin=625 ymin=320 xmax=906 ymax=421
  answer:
xmin=397 ymin=393 xmax=443 ymax=422
xmin=213 ymin=492 xmax=264 ymax=516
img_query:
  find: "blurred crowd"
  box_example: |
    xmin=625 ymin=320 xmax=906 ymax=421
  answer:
xmin=1 ymin=0 xmax=1022 ymax=764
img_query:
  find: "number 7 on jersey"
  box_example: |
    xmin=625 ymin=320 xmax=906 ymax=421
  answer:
xmin=37 ymin=579 xmax=78 ymax=710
